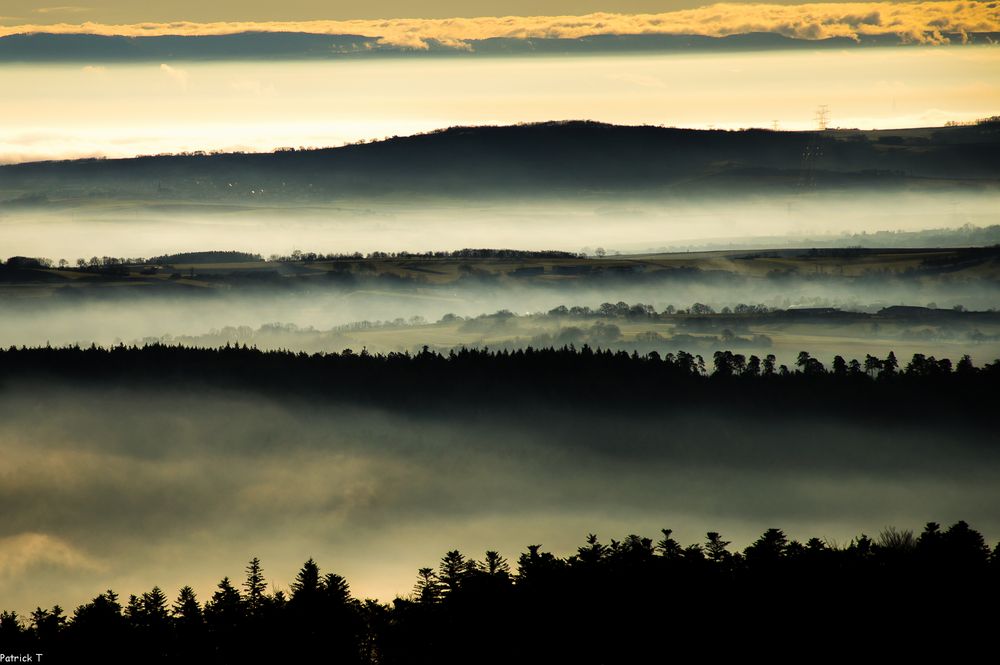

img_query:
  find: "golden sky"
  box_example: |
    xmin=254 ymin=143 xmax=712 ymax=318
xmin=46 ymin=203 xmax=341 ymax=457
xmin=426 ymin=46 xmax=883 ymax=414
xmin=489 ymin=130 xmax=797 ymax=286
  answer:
xmin=4 ymin=47 xmax=998 ymax=164
xmin=3 ymin=2 xmax=998 ymax=163
xmin=2 ymin=2 xmax=998 ymax=47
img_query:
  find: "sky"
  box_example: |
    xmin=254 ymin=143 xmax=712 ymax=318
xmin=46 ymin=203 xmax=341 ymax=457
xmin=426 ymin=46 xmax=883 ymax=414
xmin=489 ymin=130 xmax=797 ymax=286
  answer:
xmin=2 ymin=2 xmax=994 ymax=168
xmin=2 ymin=46 xmax=998 ymax=163
xmin=0 ymin=4 xmax=997 ymax=161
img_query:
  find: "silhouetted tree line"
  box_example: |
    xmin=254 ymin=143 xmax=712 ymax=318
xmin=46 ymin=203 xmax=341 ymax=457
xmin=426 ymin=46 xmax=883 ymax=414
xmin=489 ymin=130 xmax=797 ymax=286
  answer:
xmin=0 ymin=345 xmax=997 ymax=423
xmin=3 ymin=248 xmax=581 ymax=273
xmin=546 ymin=301 xmax=999 ymax=321
xmin=2 ymin=520 xmax=997 ymax=662
xmin=546 ymin=300 xmax=772 ymax=319
xmin=2 ymin=256 xmax=55 ymax=269
xmin=269 ymin=248 xmax=583 ymax=262
xmin=149 ymin=251 xmax=263 ymax=265
xmin=0 ymin=255 xmax=143 ymax=275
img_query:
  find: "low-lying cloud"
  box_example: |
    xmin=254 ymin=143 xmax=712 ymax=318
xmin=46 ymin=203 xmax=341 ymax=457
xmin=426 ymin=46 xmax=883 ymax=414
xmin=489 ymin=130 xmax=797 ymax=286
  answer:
xmin=0 ymin=532 xmax=103 ymax=579
xmin=2 ymin=2 xmax=998 ymax=47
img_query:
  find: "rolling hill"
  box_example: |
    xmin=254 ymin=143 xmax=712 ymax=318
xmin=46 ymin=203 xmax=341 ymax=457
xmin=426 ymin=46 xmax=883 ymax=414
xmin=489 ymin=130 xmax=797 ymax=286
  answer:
xmin=1 ymin=120 xmax=998 ymax=203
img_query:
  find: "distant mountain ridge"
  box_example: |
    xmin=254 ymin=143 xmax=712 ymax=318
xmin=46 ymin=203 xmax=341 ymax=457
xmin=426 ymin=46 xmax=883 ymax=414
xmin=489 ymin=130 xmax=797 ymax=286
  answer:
xmin=1 ymin=121 xmax=998 ymax=203
xmin=2 ymin=30 xmax=998 ymax=61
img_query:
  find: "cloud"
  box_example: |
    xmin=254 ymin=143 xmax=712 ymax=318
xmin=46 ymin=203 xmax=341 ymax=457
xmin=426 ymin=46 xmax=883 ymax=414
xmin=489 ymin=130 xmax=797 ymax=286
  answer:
xmin=0 ymin=532 xmax=103 ymax=579
xmin=159 ymin=62 xmax=188 ymax=86
xmin=81 ymin=64 xmax=105 ymax=74
xmin=34 ymin=5 xmax=90 ymax=14
xmin=1 ymin=3 xmax=997 ymax=48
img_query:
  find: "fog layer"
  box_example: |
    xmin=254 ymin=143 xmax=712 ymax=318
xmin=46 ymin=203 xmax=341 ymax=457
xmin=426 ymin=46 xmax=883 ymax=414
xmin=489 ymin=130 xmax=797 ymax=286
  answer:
xmin=2 ymin=192 xmax=998 ymax=260
xmin=1 ymin=386 xmax=996 ymax=615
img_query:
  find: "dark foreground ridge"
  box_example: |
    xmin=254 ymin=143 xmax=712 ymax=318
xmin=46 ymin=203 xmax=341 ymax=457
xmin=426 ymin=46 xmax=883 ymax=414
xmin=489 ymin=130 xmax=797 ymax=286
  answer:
xmin=2 ymin=521 xmax=997 ymax=662
xmin=1 ymin=344 xmax=998 ymax=421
